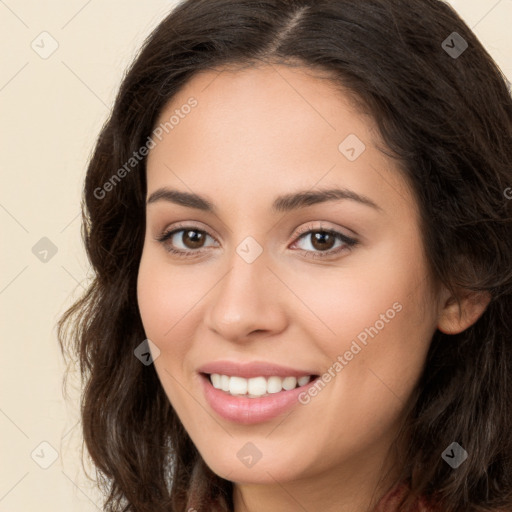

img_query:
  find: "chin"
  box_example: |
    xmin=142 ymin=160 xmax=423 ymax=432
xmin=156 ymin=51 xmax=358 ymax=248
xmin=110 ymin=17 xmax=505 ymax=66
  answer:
xmin=200 ymin=446 xmax=306 ymax=484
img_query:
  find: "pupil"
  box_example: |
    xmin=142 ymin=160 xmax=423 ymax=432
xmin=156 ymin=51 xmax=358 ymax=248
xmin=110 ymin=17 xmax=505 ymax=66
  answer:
xmin=313 ymin=232 xmax=334 ymax=250
xmin=185 ymin=230 xmax=203 ymax=248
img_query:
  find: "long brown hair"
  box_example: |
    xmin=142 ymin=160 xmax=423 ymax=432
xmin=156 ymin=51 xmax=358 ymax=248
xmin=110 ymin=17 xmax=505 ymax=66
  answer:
xmin=57 ymin=1 xmax=512 ymax=510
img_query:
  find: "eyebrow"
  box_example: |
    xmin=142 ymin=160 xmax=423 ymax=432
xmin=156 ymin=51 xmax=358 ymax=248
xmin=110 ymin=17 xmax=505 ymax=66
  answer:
xmin=146 ymin=186 xmax=382 ymax=213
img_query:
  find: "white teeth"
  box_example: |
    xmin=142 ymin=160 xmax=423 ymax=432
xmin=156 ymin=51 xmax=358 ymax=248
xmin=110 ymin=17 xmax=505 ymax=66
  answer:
xmin=210 ymin=373 xmax=221 ymax=389
xmin=220 ymin=374 xmax=230 ymax=392
xmin=209 ymin=373 xmax=313 ymax=398
xmin=297 ymin=375 xmax=310 ymax=386
xmin=282 ymin=376 xmax=297 ymax=390
xmin=229 ymin=376 xmax=248 ymax=395
xmin=267 ymin=376 xmax=283 ymax=394
xmin=248 ymin=377 xmax=267 ymax=395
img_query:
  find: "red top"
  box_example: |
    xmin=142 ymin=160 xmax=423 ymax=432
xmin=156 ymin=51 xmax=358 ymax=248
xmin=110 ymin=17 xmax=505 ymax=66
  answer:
xmin=373 ymin=482 xmax=436 ymax=511
xmin=185 ymin=480 xmax=438 ymax=511
xmin=186 ymin=472 xmax=508 ymax=511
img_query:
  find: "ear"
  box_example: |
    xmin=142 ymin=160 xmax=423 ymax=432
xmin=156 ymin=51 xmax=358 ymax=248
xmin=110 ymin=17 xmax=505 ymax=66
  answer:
xmin=437 ymin=288 xmax=491 ymax=335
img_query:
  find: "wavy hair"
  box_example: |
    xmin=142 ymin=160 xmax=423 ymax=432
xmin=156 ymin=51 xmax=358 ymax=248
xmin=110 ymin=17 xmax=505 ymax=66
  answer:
xmin=57 ymin=0 xmax=512 ymax=510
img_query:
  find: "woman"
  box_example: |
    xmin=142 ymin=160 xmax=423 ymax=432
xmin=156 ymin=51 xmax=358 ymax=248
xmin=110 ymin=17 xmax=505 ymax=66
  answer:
xmin=58 ymin=0 xmax=512 ymax=511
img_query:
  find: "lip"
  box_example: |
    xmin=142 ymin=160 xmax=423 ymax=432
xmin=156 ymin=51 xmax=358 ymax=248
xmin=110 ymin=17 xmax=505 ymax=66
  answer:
xmin=200 ymin=373 xmax=320 ymax=424
xmin=197 ymin=360 xmax=318 ymax=379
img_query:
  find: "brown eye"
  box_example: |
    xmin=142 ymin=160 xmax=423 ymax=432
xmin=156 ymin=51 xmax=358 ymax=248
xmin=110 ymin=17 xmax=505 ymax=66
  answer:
xmin=294 ymin=229 xmax=356 ymax=252
xmin=156 ymin=226 xmax=218 ymax=257
xmin=308 ymin=231 xmax=337 ymax=251
xmin=179 ymin=229 xmax=207 ymax=249
xmin=290 ymin=226 xmax=359 ymax=260
xmin=156 ymin=224 xmax=358 ymax=260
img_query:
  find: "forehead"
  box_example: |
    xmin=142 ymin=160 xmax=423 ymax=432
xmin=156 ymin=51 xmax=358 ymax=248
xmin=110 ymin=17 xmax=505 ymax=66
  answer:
xmin=151 ymin=63 xmax=377 ymax=152
xmin=146 ymin=64 xmax=415 ymax=218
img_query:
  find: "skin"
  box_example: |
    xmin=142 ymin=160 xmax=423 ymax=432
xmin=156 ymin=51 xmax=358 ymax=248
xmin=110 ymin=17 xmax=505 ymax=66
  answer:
xmin=137 ymin=63 xmax=489 ymax=512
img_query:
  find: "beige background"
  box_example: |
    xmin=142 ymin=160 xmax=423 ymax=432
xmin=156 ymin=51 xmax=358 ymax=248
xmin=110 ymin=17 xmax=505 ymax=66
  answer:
xmin=1 ymin=1 xmax=511 ymax=510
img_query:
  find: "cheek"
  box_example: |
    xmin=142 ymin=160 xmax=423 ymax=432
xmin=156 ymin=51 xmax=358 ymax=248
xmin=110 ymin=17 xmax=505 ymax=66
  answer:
xmin=136 ymin=249 xmax=213 ymax=371
xmin=137 ymin=251 xmax=186 ymax=356
xmin=303 ymin=245 xmax=435 ymax=396
xmin=137 ymin=257 xmax=173 ymax=340
xmin=136 ymin=252 xmax=199 ymax=410
xmin=291 ymin=260 xmax=419 ymax=349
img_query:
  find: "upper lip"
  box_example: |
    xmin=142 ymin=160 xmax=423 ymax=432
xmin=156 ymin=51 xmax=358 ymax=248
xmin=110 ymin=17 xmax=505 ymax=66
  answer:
xmin=198 ymin=360 xmax=319 ymax=379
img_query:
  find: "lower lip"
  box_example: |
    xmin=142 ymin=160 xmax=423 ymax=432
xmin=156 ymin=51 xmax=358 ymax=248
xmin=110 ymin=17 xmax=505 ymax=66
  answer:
xmin=200 ymin=373 xmax=319 ymax=424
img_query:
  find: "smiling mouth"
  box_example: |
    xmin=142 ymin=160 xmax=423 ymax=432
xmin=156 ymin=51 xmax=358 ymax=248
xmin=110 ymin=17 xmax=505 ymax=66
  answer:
xmin=201 ymin=372 xmax=319 ymax=398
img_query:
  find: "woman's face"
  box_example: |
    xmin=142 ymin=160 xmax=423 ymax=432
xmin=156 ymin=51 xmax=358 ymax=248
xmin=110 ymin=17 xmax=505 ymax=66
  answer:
xmin=137 ymin=64 xmax=443 ymax=502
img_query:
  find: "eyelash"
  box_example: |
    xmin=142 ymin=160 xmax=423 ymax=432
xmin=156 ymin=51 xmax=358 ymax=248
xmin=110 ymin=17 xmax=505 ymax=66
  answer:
xmin=155 ymin=222 xmax=359 ymax=260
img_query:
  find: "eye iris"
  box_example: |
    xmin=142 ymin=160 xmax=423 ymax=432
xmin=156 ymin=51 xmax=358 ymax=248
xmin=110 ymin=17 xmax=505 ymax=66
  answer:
xmin=311 ymin=231 xmax=335 ymax=251
xmin=183 ymin=229 xmax=205 ymax=249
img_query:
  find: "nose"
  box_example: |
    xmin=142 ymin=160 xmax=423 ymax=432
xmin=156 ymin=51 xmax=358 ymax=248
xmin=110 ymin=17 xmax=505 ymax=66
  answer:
xmin=203 ymin=248 xmax=288 ymax=342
